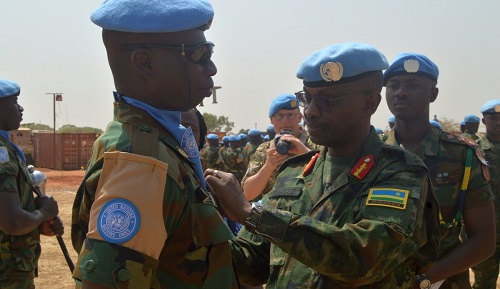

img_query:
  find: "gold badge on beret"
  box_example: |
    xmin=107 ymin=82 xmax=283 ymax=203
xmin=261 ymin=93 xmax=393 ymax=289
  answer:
xmin=495 ymin=105 xmax=500 ymax=113
xmin=290 ymin=100 xmax=297 ymax=108
xmin=320 ymin=62 xmax=343 ymax=82
xmin=403 ymin=59 xmax=419 ymax=73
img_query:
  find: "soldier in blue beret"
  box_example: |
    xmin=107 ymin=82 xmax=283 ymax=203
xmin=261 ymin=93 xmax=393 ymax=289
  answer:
xmin=461 ymin=114 xmax=481 ymax=140
xmin=0 ymin=78 xmax=64 ymax=288
xmin=388 ymin=115 xmax=395 ymax=129
xmin=430 ymin=119 xmax=443 ymax=131
xmin=242 ymin=129 xmax=262 ymax=165
xmin=71 ymin=1 xmax=239 ymax=288
xmin=241 ymin=93 xmax=319 ymax=202
xmin=220 ymin=135 xmax=246 ymax=182
xmin=471 ymin=99 xmax=500 ymax=289
xmin=384 ymin=52 xmax=495 ymax=289
xmin=460 ymin=121 xmax=466 ymax=133
xmin=266 ymin=124 xmax=276 ymax=140
xmin=206 ymin=43 xmax=440 ymax=289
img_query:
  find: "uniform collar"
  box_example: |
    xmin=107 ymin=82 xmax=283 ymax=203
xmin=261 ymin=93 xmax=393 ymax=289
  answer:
xmin=386 ymin=126 xmax=440 ymax=157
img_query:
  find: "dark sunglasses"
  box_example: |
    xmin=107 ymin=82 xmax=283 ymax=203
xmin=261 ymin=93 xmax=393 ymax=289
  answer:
xmin=295 ymin=90 xmax=370 ymax=113
xmin=121 ymin=41 xmax=215 ymax=64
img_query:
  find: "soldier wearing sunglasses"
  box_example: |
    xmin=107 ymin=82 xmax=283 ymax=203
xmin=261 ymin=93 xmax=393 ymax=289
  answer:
xmin=206 ymin=43 xmax=440 ymax=289
xmin=71 ymin=0 xmax=238 ymax=288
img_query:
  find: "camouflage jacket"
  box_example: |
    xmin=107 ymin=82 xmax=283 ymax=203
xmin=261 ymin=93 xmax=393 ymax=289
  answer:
xmin=232 ymin=129 xmax=440 ymax=288
xmin=241 ymin=129 xmax=319 ymax=201
xmin=221 ymin=147 xmax=244 ymax=173
xmin=459 ymin=132 xmax=479 ymax=141
xmin=242 ymin=143 xmax=259 ymax=165
xmin=385 ymin=127 xmax=493 ymax=258
xmin=200 ymin=144 xmax=219 ymax=170
xmin=0 ymin=135 xmax=40 ymax=282
xmin=477 ymin=135 xmax=500 ymax=243
xmin=71 ymin=102 xmax=237 ymax=289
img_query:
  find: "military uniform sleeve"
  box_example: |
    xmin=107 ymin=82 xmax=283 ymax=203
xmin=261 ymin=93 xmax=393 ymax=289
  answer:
xmin=0 ymin=146 xmax=19 ymax=193
xmin=249 ymin=167 xmax=436 ymax=285
xmin=241 ymin=142 xmax=268 ymax=186
xmin=463 ymin=148 xmax=494 ymax=209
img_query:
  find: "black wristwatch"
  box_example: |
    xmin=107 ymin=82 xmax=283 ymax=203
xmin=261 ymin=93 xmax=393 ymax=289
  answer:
xmin=244 ymin=202 xmax=263 ymax=231
xmin=416 ymin=274 xmax=431 ymax=289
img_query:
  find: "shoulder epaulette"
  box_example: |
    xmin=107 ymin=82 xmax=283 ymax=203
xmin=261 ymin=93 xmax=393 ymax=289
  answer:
xmin=278 ymin=150 xmax=319 ymax=172
xmin=439 ymin=131 xmax=478 ymax=148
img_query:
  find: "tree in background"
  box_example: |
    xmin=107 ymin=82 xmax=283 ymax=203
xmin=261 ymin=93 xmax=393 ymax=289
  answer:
xmin=203 ymin=113 xmax=234 ymax=132
xmin=434 ymin=116 xmax=460 ymax=135
xmin=22 ymin=123 xmax=52 ymax=131
xmin=58 ymin=124 xmax=103 ymax=134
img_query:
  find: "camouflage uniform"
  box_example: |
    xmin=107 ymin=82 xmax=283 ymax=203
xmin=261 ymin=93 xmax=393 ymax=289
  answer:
xmin=386 ymin=127 xmax=494 ymax=289
xmin=217 ymin=146 xmax=228 ymax=171
xmin=221 ymin=147 xmax=245 ymax=182
xmin=0 ymin=135 xmax=39 ymax=289
xmin=200 ymin=144 xmax=219 ymax=170
xmin=241 ymin=129 xmax=318 ymax=201
xmin=242 ymin=143 xmax=259 ymax=165
xmin=231 ymin=129 xmax=440 ymax=288
xmin=460 ymin=132 xmax=479 ymax=141
xmin=71 ymin=102 xmax=237 ymax=289
xmin=471 ymin=135 xmax=500 ymax=289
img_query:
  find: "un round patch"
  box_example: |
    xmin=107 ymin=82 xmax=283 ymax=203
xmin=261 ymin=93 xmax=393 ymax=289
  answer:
xmin=181 ymin=127 xmax=199 ymax=158
xmin=404 ymin=59 xmax=419 ymax=73
xmin=0 ymin=147 xmax=9 ymax=164
xmin=98 ymin=198 xmax=140 ymax=244
xmin=320 ymin=61 xmax=343 ymax=82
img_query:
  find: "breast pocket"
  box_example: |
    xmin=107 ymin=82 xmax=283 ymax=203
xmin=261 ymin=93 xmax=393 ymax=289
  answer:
xmin=267 ymin=186 xmax=305 ymax=214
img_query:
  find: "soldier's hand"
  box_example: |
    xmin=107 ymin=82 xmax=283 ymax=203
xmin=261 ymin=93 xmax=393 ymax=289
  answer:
xmin=40 ymin=216 xmax=64 ymax=237
xmin=265 ymin=148 xmax=288 ymax=170
xmin=35 ymin=195 xmax=59 ymax=221
xmin=205 ymin=169 xmax=252 ymax=224
xmin=278 ymin=134 xmax=310 ymax=155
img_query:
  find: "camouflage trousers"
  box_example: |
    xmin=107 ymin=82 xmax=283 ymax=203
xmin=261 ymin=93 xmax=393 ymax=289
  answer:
xmin=471 ymin=243 xmax=499 ymax=289
xmin=0 ymin=270 xmax=35 ymax=289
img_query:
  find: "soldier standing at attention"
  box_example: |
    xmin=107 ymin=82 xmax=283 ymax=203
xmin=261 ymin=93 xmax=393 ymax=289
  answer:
xmin=470 ymin=100 xmax=500 ymax=289
xmin=0 ymin=78 xmax=64 ymax=289
xmin=242 ymin=93 xmax=317 ymax=201
xmin=242 ymin=129 xmax=262 ymax=165
xmin=205 ymin=42 xmax=441 ymax=288
xmin=200 ymin=133 xmax=220 ymax=170
xmin=221 ymin=135 xmax=246 ymax=182
xmin=461 ymin=114 xmax=481 ymax=141
xmin=70 ymin=0 xmax=238 ymax=288
xmin=384 ymin=52 xmax=495 ymax=289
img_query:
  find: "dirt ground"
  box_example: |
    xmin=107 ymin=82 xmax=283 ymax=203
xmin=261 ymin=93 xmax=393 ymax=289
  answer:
xmin=32 ymin=169 xmax=497 ymax=289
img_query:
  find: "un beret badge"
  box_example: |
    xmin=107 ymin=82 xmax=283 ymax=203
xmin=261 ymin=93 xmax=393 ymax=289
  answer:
xmin=403 ymin=59 xmax=419 ymax=73
xmin=290 ymin=100 xmax=297 ymax=108
xmin=320 ymin=62 xmax=343 ymax=82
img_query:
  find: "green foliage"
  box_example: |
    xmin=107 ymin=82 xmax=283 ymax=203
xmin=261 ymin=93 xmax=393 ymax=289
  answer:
xmin=22 ymin=123 xmax=52 ymax=131
xmin=58 ymin=124 xmax=103 ymax=134
xmin=238 ymin=128 xmax=249 ymax=134
xmin=203 ymin=113 xmax=234 ymax=133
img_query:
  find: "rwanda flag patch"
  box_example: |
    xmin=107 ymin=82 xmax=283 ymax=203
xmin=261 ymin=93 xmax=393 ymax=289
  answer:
xmin=366 ymin=188 xmax=409 ymax=210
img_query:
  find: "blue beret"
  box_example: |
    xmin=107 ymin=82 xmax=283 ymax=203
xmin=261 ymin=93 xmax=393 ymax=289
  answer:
xmin=460 ymin=121 xmax=466 ymax=126
xmin=248 ymin=129 xmax=261 ymax=136
xmin=222 ymin=136 xmax=229 ymax=143
xmin=228 ymin=135 xmax=240 ymax=142
xmin=0 ymin=78 xmax=20 ymax=99
xmin=375 ymin=128 xmax=383 ymax=134
xmin=263 ymin=135 xmax=270 ymax=141
xmin=296 ymin=42 xmax=388 ymax=87
xmin=384 ymin=52 xmax=439 ymax=85
xmin=430 ymin=120 xmax=442 ymax=130
xmin=464 ymin=114 xmax=480 ymax=123
xmin=480 ymin=99 xmax=500 ymax=114
xmin=238 ymin=133 xmax=248 ymax=139
xmin=206 ymin=133 xmax=218 ymax=140
xmin=388 ymin=115 xmax=395 ymax=124
xmin=269 ymin=94 xmax=298 ymax=117
xmin=266 ymin=125 xmax=275 ymax=133
xmin=91 ymin=0 xmax=214 ymax=33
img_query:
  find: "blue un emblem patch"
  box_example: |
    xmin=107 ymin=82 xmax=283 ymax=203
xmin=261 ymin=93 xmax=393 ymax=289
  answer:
xmin=98 ymin=198 xmax=141 ymax=244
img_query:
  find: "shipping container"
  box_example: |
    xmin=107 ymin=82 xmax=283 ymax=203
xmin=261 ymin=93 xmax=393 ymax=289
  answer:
xmin=33 ymin=132 xmax=99 ymax=170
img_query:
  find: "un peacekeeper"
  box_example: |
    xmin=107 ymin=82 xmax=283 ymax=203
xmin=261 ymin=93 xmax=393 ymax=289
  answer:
xmin=384 ymin=52 xmax=495 ymax=289
xmin=388 ymin=115 xmax=395 ymax=129
xmin=221 ymin=135 xmax=246 ymax=182
xmin=200 ymin=133 xmax=220 ymax=170
xmin=460 ymin=121 xmax=466 ymax=133
xmin=266 ymin=124 xmax=276 ymax=140
xmin=242 ymin=129 xmax=262 ymax=165
xmin=70 ymin=1 xmax=238 ymax=288
xmin=429 ymin=119 xmax=443 ymax=131
xmin=470 ymin=100 xmax=500 ymax=289
xmin=217 ymin=135 xmax=230 ymax=171
xmin=242 ymin=93 xmax=318 ymax=202
xmin=205 ymin=42 xmax=441 ymax=289
xmin=0 ymin=78 xmax=63 ymax=289
xmin=239 ymin=133 xmax=249 ymax=147
xmin=460 ymin=114 xmax=481 ymax=141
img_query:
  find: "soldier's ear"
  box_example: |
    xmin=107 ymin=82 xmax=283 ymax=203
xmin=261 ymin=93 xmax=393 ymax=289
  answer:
xmin=430 ymin=87 xmax=438 ymax=103
xmin=363 ymin=92 xmax=381 ymax=116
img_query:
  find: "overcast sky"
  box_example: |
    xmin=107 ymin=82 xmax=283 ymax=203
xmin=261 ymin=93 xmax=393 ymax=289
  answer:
xmin=1 ymin=0 xmax=499 ymax=133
